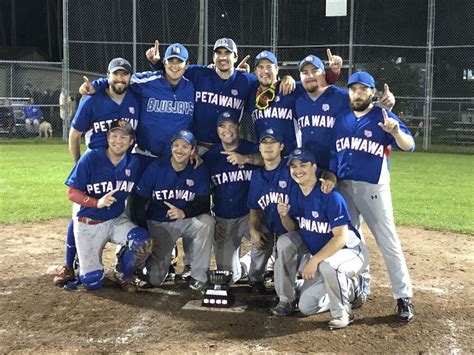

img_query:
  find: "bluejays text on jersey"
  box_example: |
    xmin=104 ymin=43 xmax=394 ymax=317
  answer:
xmin=146 ymin=98 xmax=194 ymax=115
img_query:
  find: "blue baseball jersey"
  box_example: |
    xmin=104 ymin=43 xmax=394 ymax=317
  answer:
xmin=65 ymin=149 xmax=140 ymax=221
xmin=329 ymin=106 xmax=414 ymax=184
xmin=246 ymin=82 xmax=304 ymax=155
xmin=247 ymin=158 xmax=293 ymax=235
xmin=23 ymin=105 xmax=42 ymax=120
xmin=135 ymin=158 xmax=210 ymax=222
xmin=295 ymin=85 xmax=349 ymax=170
xmin=72 ymin=89 xmax=140 ymax=149
xmin=93 ymin=72 xmax=194 ymax=155
xmin=203 ymin=139 xmax=259 ymax=219
xmin=288 ymin=183 xmax=360 ymax=255
xmin=184 ymin=65 xmax=258 ymax=144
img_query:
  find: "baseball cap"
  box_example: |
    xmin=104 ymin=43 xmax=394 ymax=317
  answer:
xmin=259 ymin=127 xmax=283 ymax=143
xmin=171 ymin=129 xmax=197 ymax=147
xmin=109 ymin=119 xmax=134 ymax=136
xmin=213 ymin=38 xmax=238 ymax=55
xmin=164 ymin=43 xmax=189 ymax=62
xmin=254 ymin=50 xmax=278 ymax=67
xmin=287 ymin=148 xmax=316 ymax=165
xmin=298 ymin=55 xmax=324 ymax=72
xmin=217 ymin=111 xmax=240 ymax=126
xmin=347 ymin=71 xmax=376 ymax=88
xmin=108 ymin=58 xmax=132 ymax=73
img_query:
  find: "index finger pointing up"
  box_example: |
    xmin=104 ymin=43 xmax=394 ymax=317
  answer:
xmin=326 ymin=48 xmax=333 ymax=61
xmin=382 ymin=108 xmax=389 ymax=123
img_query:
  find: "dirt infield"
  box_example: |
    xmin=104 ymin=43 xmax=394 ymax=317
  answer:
xmin=0 ymin=219 xmax=472 ymax=353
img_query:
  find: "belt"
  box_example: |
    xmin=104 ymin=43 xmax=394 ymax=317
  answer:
xmin=78 ymin=216 xmax=103 ymax=225
xmin=197 ymin=141 xmax=215 ymax=149
xmin=137 ymin=145 xmax=161 ymax=157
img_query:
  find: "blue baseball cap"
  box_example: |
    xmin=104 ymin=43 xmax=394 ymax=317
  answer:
xmin=254 ymin=50 xmax=278 ymax=67
xmin=171 ymin=129 xmax=196 ymax=147
xmin=259 ymin=127 xmax=283 ymax=143
xmin=108 ymin=58 xmax=132 ymax=73
xmin=164 ymin=43 xmax=189 ymax=62
xmin=287 ymin=148 xmax=316 ymax=165
xmin=298 ymin=55 xmax=325 ymax=72
xmin=347 ymin=71 xmax=375 ymax=88
xmin=213 ymin=38 xmax=238 ymax=55
xmin=217 ymin=111 xmax=240 ymax=126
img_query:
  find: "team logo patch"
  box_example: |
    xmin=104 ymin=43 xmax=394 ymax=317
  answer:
xmin=279 ymin=180 xmax=287 ymax=188
xmin=305 ymin=56 xmax=313 ymax=62
xmin=238 ymin=164 xmax=245 ymax=169
xmin=186 ymin=179 xmax=194 ymax=186
xmin=275 ymin=96 xmax=280 ymax=103
xmin=322 ymin=104 xmax=330 ymax=112
xmin=312 ymin=211 xmax=319 ymax=218
xmin=129 ymin=107 xmax=135 ymax=114
xmin=364 ymin=130 xmax=372 ymax=138
xmin=172 ymin=46 xmax=181 ymax=54
xmin=231 ymin=89 xmax=238 ymax=96
xmin=125 ymin=169 xmax=131 ymax=177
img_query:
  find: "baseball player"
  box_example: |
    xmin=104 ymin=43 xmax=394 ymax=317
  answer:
xmin=247 ymin=50 xmax=342 ymax=156
xmin=330 ymin=71 xmax=415 ymax=322
xmin=244 ymin=127 xmax=294 ymax=293
xmin=131 ymin=130 xmax=214 ymax=291
xmin=273 ymin=148 xmax=369 ymax=329
xmin=54 ymin=58 xmax=140 ymax=286
xmin=146 ymin=38 xmax=297 ymax=154
xmin=65 ymin=119 xmax=152 ymax=292
xmin=202 ymin=111 xmax=260 ymax=283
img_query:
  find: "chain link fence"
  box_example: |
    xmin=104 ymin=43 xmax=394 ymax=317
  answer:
xmin=2 ymin=0 xmax=472 ymax=152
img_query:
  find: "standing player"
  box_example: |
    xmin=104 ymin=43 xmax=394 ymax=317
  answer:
xmin=274 ymin=148 xmax=369 ymax=329
xmin=131 ymin=130 xmax=214 ymax=291
xmin=203 ymin=111 xmax=260 ymax=283
xmin=53 ymin=58 xmax=140 ymax=286
xmin=244 ymin=127 xmax=293 ymax=293
xmin=330 ymin=71 xmax=415 ymax=322
xmin=65 ymin=120 xmax=152 ymax=292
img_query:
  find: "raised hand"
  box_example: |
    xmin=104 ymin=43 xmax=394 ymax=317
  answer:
xmin=79 ymin=76 xmax=96 ymax=95
xmin=378 ymin=108 xmax=400 ymax=134
xmin=327 ymin=48 xmax=343 ymax=72
xmin=145 ymin=40 xmax=160 ymax=64
xmin=163 ymin=201 xmax=185 ymax=220
xmin=97 ymin=189 xmax=119 ymax=208
xmin=237 ymin=55 xmax=250 ymax=73
xmin=380 ymin=83 xmax=395 ymax=109
xmin=277 ymin=201 xmax=291 ymax=218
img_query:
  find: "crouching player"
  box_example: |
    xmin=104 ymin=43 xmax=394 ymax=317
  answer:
xmin=273 ymin=148 xmax=369 ymax=329
xmin=64 ymin=119 xmax=152 ymax=292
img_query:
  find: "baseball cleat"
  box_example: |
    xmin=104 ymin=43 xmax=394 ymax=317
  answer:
xmin=396 ymin=297 xmax=414 ymax=323
xmin=181 ymin=264 xmax=192 ymax=280
xmin=271 ymin=301 xmax=296 ymax=316
xmin=114 ymin=273 xmax=138 ymax=293
xmin=188 ymin=277 xmax=208 ymax=294
xmin=53 ymin=265 xmax=75 ymax=286
xmin=350 ymin=274 xmax=366 ymax=309
xmin=328 ymin=312 xmax=354 ymax=329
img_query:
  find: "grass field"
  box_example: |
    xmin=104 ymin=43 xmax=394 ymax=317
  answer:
xmin=0 ymin=141 xmax=473 ymax=234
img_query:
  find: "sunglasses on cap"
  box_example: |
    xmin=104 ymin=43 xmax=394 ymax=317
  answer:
xmin=255 ymin=83 xmax=278 ymax=110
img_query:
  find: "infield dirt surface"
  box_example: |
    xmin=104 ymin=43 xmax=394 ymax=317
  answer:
xmin=0 ymin=219 xmax=472 ymax=353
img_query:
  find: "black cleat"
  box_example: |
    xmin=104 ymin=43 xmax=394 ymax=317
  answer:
xmin=396 ymin=297 xmax=414 ymax=323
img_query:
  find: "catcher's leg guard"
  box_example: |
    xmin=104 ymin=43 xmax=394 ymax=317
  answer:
xmin=116 ymin=227 xmax=152 ymax=279
xmin=80 ymin=269 xmax=104 ymax=291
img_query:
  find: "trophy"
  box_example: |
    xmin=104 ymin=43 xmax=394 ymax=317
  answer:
xmin=202 ymin=270 xmax=235 ymax=308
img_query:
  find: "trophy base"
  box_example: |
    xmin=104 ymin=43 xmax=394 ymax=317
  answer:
xmin=202 ymin=289 xmax=235 ymax=308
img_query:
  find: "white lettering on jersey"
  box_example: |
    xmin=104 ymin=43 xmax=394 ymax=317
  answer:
xmin=146 ymin=98 xmax=194 ymax=115
xmin=195 ymin=91 xmax=244 ymax=110
xmin=92 ymin=118 xmax=138 ymax=134
xmin=251 ymin=107 xmax=293 ymax=122
xmin=86 ymin=180 xmax=135 ymax=195
xmin=257 ymin=192 xmax=289 ymax=210
xmin=152 ymin=189 xmax=196 ymax=202
xmin=296 ymin=217 xmax=330 ymax=233
xmin=335 ymin=137 xmax=384 ymax=157
xmin=211 ymin=170 xmax=253 ymax=186
xmin=297 ymin=115 xmax=335 ymax=129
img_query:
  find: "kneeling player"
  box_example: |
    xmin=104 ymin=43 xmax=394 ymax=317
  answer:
xmin=273 ymin=148 xmax=369 ymax=329
xmin=65 ymin=120 xmax=152 ymax=292
xmin=132 ymin=130 xmax=214 ymax=292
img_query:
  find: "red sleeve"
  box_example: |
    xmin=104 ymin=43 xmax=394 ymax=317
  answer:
xmin=325 ymin=69 xmax=340 ymax=85
xmin=67 ymin=187 xmax=98 ymax=208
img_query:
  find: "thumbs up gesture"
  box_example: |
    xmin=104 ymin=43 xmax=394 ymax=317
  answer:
xmin=97 ymin=189 xmax=119 ymax=208
xmin=164 ymin=201 xmax=185 ymax=220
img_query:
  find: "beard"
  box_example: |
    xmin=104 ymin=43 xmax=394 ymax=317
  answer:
xmin=110 ymin=82 xmax=128 ymax=95
xmin=351 ymin=98 xmax=372 ymax=112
